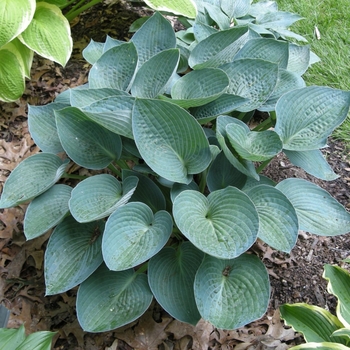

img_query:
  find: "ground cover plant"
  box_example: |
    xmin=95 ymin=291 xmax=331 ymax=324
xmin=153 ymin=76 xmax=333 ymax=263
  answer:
xmin=1 ymin=0 xmax=350 ymax=333
xmin=281 ymin=262 xmax=350 ymax=349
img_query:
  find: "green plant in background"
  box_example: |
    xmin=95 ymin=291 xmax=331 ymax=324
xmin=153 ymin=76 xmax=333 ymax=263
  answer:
xmin=0 ymin=324 xmax=55 ymax=350
xmin=280 ymin=262 xmax=350 ymax=350
xmin=0 ymin=0 xmax=73 ymax=102
xmin=1 ymin=0 xmax=350 ymax=332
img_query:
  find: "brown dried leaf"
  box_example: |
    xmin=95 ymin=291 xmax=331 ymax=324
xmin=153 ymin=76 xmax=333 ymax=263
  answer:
xmin=114 ymin=308 xmax=173 ymax=350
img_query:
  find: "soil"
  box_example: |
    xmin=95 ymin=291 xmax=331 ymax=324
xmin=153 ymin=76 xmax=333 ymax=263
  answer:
xmin=0 ymin=1 xmax=350 ymax=349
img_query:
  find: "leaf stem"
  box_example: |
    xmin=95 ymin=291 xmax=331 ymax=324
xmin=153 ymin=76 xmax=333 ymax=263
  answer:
xmin=252 ymin=116 xmax=273 ymax=132
xmin=108 ymin=163 xmax=122 ymax=178
xmin=198 ymin=171 xmax=208 ymax=194
xmin=61 ymin=173 xmax=87 ymax=180
xmin=135 ymin=262 xmax=148 ymax=274
xmin=115 ymin=159 xmax=130 ymax=170
xmin=60 ymin=0 xmax=79 ymax=11
xmin=256 ymin=158 xmax=273 ymax=173
xmin=65 ymin=0 xmax=103 ymax=22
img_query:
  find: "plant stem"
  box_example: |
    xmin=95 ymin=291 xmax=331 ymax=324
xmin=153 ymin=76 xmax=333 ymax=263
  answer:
xmin=60 ymin=0 xmax=79 ymax=11
xmin=65 ymin=0 xmax=103 ymax=22
xmin=252 ymin=116 xmax=273 ymax=132
xmin=108 ymin=163 xmax=122 ymax=178
xmin=256 ymin=158 xmax=273 ymax=173
xmin=61 ymin=173 xmax=87 ymax=180
xmin=198 ymin=170 xmax=208 ymax=194
xmin=135 ymin=262 xmax=148 ymax=274
xmin=115 ymin=159 xmax=130 ymax=170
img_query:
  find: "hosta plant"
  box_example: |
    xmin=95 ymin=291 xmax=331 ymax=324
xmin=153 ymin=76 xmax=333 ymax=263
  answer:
xmin=0 ymin=0 xmax=73 ymax=102
xmin=280 ymin=263 xmax=350 ymax=350
xmin=0 ymin=324 xmax=55 ymax=350
xmin=1 ymin=0 xmax=350 ymax=332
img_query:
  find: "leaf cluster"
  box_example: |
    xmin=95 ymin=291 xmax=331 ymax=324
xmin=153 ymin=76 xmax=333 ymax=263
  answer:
xmin=281 ymin=263 xmax=350 ymax=350
xmin=0 ymin=324 xmax=55 ymax=350
xmin=1 ymin=0 xmax=350 ymax=332
xmin=0 ymin=0 xmax=73 ymax=102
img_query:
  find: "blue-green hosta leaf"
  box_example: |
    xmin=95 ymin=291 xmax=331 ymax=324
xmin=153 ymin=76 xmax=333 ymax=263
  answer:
xmin=24 ymin=184 xmax=72 ymax=240
xmin=0 ymin=153 xmax=69 ymax=208
xmin=170 ymin=181 xmax=199 ymax=202
xmin=18 ymin=2 xmax=72 ymax=66
xmin=194 ymin=254 xmax=270 ymax=329
xmin=259 ymin=69 xmax=306 ymax=112
xmin=280 ymin=303 xmax=345 ymax=343
xmin=131 ymin=49 xmax=180 ymax=98
xmin=133 ymin=99 xmax=211 ymax=184
xmin=123 ymin=170 xmax=166 ymax=212
xmin=0 ymin=0 xmax=35 ymax=47
xmin=103 ymin=202 xmax=173 ymax=271
xmin=189 ymin=25 xmax=249 ymax=69
xmin=246 ymin=185 xmax=298 ymax=252
xmin=241 ymin=175 xmax=276 ymax=192
xmin=77 ymin=264 xmax=153 ymax=332
xmin=191 ymin=93 xmax=249 ymax=123
xmin=0 ymin=44 xmax=25 ymax=102
xmin=324 ymin=264 xmax=350 ymax=328
xmin=55 ymin=107 xmax=122 ymax=169
xmin=234 ymin=38 xmax=289 ymax=69
xmin=82 ymin=39 xmax=104 ymax=64
xmin=220 ymin=58 xmax=279 ymax=112
xmin=45 ymin=216 xmax=104 ymax=295
xmin=162 ymin=68 xmax=229 ymax=108
xmin=81 ymin=95 xmax=135 ymax=139
xmin=193 ymin=22 xmax=218 ymax=42
xmin=216 ymin=116 xmax=259 ymax=180
xmin=0 ymin=324 xmax=26 ymax=349
xmin=284 ymin=149 xmax=339 ymax=181
xmin=206 ymin=151 xmax=247 ymax=192
xmin=70 ymin=88 xmax=129 ymax=108
xmin=221 ymin=0 xmax=251 ymax=19
xmin=103 ymin=35 xmax=124 ymax=53
xmin=131 ymin=12 xmax=176 ymax=68
xmin=144 ymin=0 xmax=197 ymax=18
xmin=148 ymin=242 xmax=204 ymax=325
xmin=69 ymin=175 xmax=138 ymax=223
xmin=226 ymin=122 xmax=282 ymax=161
xmin=287 ymin=43 xmax=311 ymax=75
xmin=255 ymin=11 xmax=303 ymax=30
xmin=203 ymin=3 xmax=231 ymax=30
xmin=173 ymin=187 xmax=259 ymax=259
xmin=276 ymin=179 xmax=350 ymax=236
xmin=28 ymin=102 xmax=67 ymax=153
xmin=55 ymin=86 xmax=73 ymax=104
xmin=275 ymin=87 xmax=350 ymax=151
xmin=88 ymin=42 xmax=138 ymax=91
xmin=275 ymin=28 xmax=308 ymax=43
xmin=248 ymin=0 xmax=278 ymax=17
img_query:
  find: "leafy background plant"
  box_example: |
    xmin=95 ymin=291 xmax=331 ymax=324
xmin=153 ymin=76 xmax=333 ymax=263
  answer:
xmin=281 ymin=262 xmax=350 ymax=350
xmin=1 ymin=0 xmax=350 ymax=335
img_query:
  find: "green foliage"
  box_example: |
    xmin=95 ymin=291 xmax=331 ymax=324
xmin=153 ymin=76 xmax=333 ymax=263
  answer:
xmin=0 ymin=324 xmax=55 ymax=350
xmin=280 ymin=264 xmax=350 ymax=349
xmin=1 ymin=0 xmax=350 ymax=332
xmin=0 ymin=0 xmax=72 ymax=102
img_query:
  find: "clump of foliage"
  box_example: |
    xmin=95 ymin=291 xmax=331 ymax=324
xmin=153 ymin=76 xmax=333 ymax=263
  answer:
xmin=0 ymin=0 xmax=73 ymax=102
xmin=1 ymin=0 xmax=350 ymax=332
xmin=281 ymin=262 xmax=350 ymax=350
xmin=0 ymin=324 xmax=55 ymax=350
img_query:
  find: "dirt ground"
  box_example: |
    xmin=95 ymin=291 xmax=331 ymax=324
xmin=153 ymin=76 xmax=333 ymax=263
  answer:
xmin=0 ymin=1 xmax=349 ymax=349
